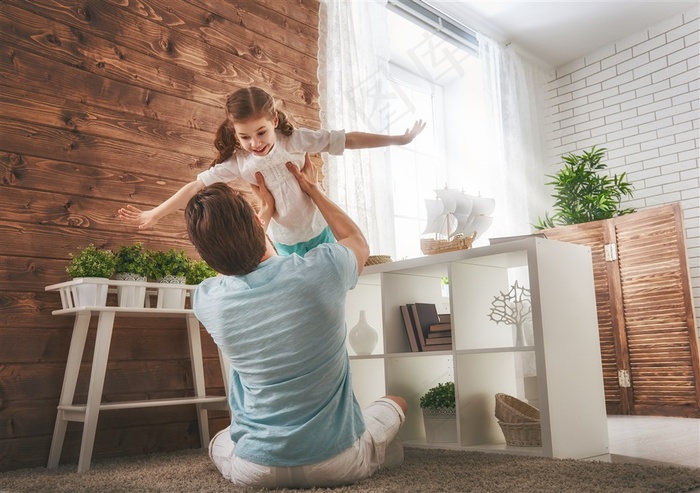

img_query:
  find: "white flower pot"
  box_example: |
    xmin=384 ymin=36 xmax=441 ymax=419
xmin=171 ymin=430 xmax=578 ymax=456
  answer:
xmin=70 ymin=278 xmax=109 ymax=308
xmin=422 ymin=407 xmax=457 ymax=443
xmin=156 ymin=275 xmax=187 ymax=309
xmin=115 ymin=273 xmax=147 ymax=308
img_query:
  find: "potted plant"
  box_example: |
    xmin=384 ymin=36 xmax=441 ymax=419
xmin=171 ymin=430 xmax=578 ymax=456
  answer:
xmin=151 ymin=248 xmax=191 ymax=308
xmin=535 ymin=146 xmax=635 ymax=230
xmin=151 ymin=248 xmax=190 ymax=282
xmin=420 ymin=381 xmax=456 ymax=443
xmin=115 ymin=242 xmax=154 ymax=280
xmin=66 ymin=244 xmax=116 ymax=307
xmin=186 ymin=259 xmax=218 ymax=285
xmin=114 ymin=242 xmax=155 ymax=307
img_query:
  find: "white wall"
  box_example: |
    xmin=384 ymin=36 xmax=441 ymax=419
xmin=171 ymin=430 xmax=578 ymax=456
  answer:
xmin=543 ymin=7 xmax=700 ymax=325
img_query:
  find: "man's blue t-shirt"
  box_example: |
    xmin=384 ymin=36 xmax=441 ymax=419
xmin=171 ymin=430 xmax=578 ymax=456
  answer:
xmin=192 ymin=243 xmax=365 ymax=467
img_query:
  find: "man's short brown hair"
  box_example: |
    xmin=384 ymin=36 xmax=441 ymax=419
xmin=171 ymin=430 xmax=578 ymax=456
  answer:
xmin=185 ymin=183 xmax=266 ymax=276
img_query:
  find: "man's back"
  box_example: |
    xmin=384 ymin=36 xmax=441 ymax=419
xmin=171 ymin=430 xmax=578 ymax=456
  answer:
xmin=193 ymin=243 xmax=365 ymax=467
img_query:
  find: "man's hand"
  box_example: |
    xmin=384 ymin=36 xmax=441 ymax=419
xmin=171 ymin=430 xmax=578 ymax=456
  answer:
xmin=251 ymin=172 xmax=275 ymax=229
xmin=287 ymin=154 xmax=320 ymax=197
xmin=287 ymin=153 xmax=368 ymax=271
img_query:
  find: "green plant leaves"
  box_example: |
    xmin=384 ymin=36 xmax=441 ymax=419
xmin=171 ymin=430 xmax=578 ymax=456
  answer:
xmin=186 ymin=259 xmax=217 ymax=285
xmin=67 ymin=244 xmax=217 ymax=283
xmin=66 ymin=244 xmax=117 ymax=279
xmin=535 ymin=146 xmax=635 ymax=230
xmin=150 ymin=248 xmax=191 ymax=279
xmin=420 ymin=381 xmax=455 ymax=409
xmin=115 ymin=242 xmax=155 ymax=278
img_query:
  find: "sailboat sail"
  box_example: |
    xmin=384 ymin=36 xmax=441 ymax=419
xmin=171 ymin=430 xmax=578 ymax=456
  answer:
xmin=469 ymin=214 xmax=494 ymax=240
xmin=423 ymin=189 xmax=475 ymax=240
xmin=421 ymin=188 xmax=495 ymax=254
xmin=422 ymin=199 xmax=451 ymax=236
xmin=471 ymin=196 xmax=496 ymax=216
xmin=468 ymin=196 xmax=496 ymax=241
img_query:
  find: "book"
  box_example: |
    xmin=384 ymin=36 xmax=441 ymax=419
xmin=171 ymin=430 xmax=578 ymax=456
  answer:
xmin=411 ymin=303 xmax=452 ymax=351
xmin=400 ymin=304 xmax=420 ymax=352
xmin=426 ymin=329 xmax=452 ymax=338
xmin=406 ymin=303 xmax=429 ymax=350
xmin=425 ymin=334 xmax=452 ymax=345
xmin=429 ymin=323 xmax=452 ymax=333
xmin=438 ymin=313 xmax=451 ymax=324
xmin=422 ymin=343 xmax=452 ymax=351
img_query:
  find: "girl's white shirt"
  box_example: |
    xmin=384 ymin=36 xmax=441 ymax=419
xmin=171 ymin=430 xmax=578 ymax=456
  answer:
xmin=197 ymin=128 xmax=346 ymax=246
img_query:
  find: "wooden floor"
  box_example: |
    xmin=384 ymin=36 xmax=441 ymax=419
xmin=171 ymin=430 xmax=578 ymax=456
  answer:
xmin=599 ymin=415 xmax=699 ymax=469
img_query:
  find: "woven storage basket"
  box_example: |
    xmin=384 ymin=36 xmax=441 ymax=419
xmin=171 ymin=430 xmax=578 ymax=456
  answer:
xmin=495 ymin=393 xmax=540 ymax=423
xmin=497 ymin=420 xmax=542 ymax=447
xmin=364 ymin=255 xmax=392 ymax=266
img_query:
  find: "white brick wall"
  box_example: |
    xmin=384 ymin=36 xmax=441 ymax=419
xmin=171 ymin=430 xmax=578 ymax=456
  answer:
xmin=544 ymin=7 xmax=700 ymax=326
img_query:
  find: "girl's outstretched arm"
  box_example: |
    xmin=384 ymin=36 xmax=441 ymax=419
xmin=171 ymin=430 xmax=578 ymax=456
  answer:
xmin=344 ymin=119 xmax=426 ymax=149
xmin=118 ymin=179 xmax=206 ymax=229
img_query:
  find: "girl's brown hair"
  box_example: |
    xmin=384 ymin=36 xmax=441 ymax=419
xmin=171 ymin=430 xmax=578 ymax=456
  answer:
xmin=212 ymin=87 xmax=294 ymax=165
xmin=185 ymin=183 xmax=266 ymax=276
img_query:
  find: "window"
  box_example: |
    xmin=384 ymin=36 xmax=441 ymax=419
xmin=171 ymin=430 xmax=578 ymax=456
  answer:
xmin=386 ymin=66 xmax=444 ymax=260
xmin=385 ymin=6 xmax=484 ymax=259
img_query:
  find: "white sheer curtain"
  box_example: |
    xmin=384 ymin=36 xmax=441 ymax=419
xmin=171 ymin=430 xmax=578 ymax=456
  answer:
xmin=477 ymin=34 xmax=549 ymax=238
xmin=317 ymin=0 xmax=396 ymax=256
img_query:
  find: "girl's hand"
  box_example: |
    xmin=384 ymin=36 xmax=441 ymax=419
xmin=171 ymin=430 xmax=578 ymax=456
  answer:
xmin=118 ymin=205 xmax=158 ymax=230
xmin=399 ymin=119 xmax=426 ymax=145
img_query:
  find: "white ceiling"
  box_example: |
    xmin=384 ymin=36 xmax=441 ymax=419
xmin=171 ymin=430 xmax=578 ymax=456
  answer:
xmin=423 ymin=1 xmax=699 ymax=68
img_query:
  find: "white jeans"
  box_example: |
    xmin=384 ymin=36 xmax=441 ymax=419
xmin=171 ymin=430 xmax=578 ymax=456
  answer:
xmin=209 ymin=398 xmax=406 ymax=488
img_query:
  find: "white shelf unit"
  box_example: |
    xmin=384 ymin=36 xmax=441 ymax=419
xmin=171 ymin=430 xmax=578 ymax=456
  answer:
xmin=345 ymin=238 xmax=610 ymax=459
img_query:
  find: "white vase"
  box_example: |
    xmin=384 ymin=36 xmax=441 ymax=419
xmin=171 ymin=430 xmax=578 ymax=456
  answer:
xmin=348 ymin=310 xmax=378 ymax=355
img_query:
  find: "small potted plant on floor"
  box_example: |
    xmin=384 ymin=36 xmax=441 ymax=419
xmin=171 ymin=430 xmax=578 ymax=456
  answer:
xmin=420 ymin=381 xmax=457 ymax=443
xmin=114 ymin=242 xmax=155 ymax=307
xmin=66 ymin=244 xmax=117 ymax=307
xmin=151 ymin=248 xmax=191 ymax=308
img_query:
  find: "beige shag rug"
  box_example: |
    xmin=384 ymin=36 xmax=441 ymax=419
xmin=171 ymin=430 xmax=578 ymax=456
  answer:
xmin=2 ymin=447 xmax=699 ymax=493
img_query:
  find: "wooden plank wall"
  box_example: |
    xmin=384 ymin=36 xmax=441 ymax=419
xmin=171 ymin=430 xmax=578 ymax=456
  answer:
xmin=0 ymin=0 xmax=320 ymax=471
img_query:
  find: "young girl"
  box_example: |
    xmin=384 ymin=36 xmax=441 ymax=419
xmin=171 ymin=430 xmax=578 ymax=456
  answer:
xmin=119 ymin=86 xmax=425 ymax=255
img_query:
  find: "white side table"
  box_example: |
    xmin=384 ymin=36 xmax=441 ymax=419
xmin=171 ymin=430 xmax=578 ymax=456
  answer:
xmin=45 ymin=279 xmax=230 ymax=472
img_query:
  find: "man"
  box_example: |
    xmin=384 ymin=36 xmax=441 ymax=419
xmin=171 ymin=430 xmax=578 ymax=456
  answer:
xmin=185 ymin=158 xmax=407 ymax=488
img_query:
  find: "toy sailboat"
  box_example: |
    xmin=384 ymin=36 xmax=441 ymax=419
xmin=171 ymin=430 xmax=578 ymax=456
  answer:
xmin=420 ymin=188 xmax=495 ymax=255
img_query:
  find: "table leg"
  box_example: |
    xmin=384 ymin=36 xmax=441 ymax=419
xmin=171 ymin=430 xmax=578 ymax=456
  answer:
xmin=47 ymin=311 xmax=91 ymax=468
xmin=77 ymin=311 xmax=115 ymax=473
xmin=186 ymin=314 xmax=210 ymax=447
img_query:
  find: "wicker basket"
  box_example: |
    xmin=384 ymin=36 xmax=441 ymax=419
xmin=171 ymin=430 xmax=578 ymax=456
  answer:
xmin=497 ymin=420 xmax=542 ymax=447
xmin=495 ymin=393 xmax=540 ymax=423
xmin=364 ymin=255 xmax=392 ymax=266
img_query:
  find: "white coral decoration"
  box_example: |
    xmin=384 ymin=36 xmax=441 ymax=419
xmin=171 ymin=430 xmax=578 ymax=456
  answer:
xmin=487 ymin=281 xmax=532 ymax=326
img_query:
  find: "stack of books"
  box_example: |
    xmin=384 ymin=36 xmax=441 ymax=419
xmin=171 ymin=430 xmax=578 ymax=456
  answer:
xmin=399 ymin=302 xmax=452 ymax=352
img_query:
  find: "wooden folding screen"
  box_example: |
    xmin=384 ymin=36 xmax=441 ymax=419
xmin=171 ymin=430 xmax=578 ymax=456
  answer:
xmin=544 ymin=203 xmax=700 ymax=417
